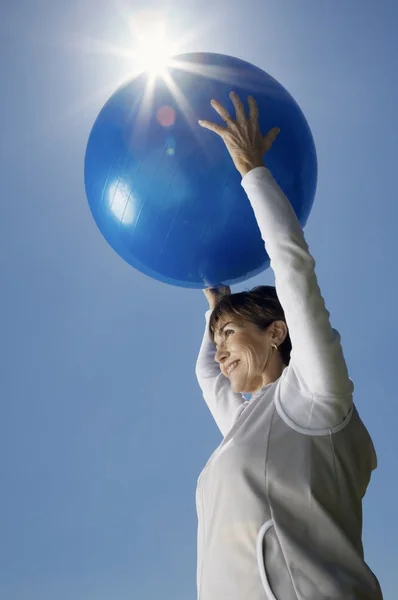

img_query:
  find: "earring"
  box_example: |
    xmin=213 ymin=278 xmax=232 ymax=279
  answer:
xmin=272 ymin=343 xmax=278 ymax=351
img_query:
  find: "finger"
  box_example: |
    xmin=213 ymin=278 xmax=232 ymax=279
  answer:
xmin=263 ymin=127 xmax=280 ymax=152
xmin=248 ymin=96 xmax=259 ymax=123
xmin=198 ymin=119 xmax=226 ymax=136
xmin=209 ymin=99 xmax=233 ymax=125
xmin=229 ymin=91 xmax=246 ymax=123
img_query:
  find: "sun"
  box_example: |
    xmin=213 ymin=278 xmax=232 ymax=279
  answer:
xmin=130 ymin=14 xmax=177 ymax=77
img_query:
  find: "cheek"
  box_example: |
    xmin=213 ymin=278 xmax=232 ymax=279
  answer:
xmin=239 ymin=340 xmax=267 ymax=371
xmin=239 ymin=346 xmax=258 ymax=370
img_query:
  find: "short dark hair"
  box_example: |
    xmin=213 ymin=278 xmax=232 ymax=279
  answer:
xmin=208 ymin=285 xmax=292 ymax=366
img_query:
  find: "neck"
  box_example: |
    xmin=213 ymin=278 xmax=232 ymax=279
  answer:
xmin=257 ymin=351 xmax=285 ymax=392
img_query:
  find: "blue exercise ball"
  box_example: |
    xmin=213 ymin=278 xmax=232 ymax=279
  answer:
xmin=84 ymin=52 xmax=317 ymax=288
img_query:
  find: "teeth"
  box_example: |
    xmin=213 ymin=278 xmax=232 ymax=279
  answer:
xmin=227 ymin=360 xmax=240 ymax=375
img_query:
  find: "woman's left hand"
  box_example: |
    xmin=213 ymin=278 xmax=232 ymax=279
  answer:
xmin=198 ymin=91 xmax=279 ymax=178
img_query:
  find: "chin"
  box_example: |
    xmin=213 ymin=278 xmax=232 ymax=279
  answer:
xmin=231 ymin=381 xmax=242 ymax=393
xmin=231 ymin=379 xmax=248 ymax=394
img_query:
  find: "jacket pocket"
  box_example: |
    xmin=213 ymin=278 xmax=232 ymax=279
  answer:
xmin=256 ymin=520 xmax=278 ymax=600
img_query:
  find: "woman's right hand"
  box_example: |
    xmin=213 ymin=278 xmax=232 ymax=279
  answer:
xmin=203 ymin=286 xmax=231 ymax=310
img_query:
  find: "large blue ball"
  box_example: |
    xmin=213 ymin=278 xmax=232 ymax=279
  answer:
xmin=84 ymin=53 xmax=317 ymax=288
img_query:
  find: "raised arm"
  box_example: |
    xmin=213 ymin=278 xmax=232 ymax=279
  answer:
xmin=198 ymin=92 xmax=353 ymax=431
xmin=195 ymin=288 xmax=247 ymax=437
xmin=242 ymin=167 xmax=353 ymax=429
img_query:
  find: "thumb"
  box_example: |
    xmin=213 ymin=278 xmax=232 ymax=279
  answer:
xmin=262 ymin=127 xmax=280 ymax=153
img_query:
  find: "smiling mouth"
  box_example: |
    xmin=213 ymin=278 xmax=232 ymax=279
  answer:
xmin=226 ymin=360 xmax=240 ymax=377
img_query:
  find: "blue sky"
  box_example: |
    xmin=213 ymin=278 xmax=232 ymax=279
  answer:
xmin=1 ymin=1 xmax=397 ymax=598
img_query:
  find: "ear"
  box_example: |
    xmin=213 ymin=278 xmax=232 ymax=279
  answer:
xmin=270 ymin=320 xmax=288 ymax=346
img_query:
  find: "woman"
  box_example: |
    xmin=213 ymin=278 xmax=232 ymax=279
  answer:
xmin=195 ymin=92 xmax=383 ymax=600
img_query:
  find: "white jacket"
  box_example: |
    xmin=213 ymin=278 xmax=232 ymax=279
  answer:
xmin=195 ymin=167 xmax=382 ymax=600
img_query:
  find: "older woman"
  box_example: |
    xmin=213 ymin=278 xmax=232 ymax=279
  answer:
xmin=195 ymin=92 xmax=383 ymax=600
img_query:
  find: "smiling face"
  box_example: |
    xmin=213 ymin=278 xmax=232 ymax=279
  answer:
xmin=213 ymin=315 xmax=286 ymax=394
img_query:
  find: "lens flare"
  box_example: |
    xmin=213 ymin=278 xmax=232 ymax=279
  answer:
xmin=156 ymin=106 xmax=176 ymax=127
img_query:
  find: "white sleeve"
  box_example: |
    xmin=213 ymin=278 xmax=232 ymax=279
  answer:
xmin=241 ymin=167 xmax=353 ymax=430
xmin=195 ymin=310 xmax=247 ymax=437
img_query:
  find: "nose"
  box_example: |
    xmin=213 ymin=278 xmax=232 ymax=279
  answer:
xmin=215 ymin=346 xmax=229 ymax=365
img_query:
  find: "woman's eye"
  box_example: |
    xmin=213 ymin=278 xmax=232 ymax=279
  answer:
xmin=225 ymin=329 xmax=234 ymax=339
